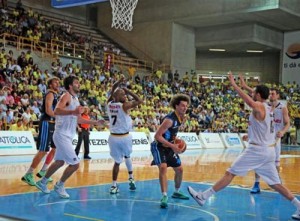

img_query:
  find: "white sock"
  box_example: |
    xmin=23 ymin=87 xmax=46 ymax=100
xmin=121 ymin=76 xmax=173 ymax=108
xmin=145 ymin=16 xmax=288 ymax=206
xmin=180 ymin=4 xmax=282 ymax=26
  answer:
xmin=162 ymin=192 xmax=167 ymax=196
xmin=255 ymin=178 xmax=260 ymax=183
xmin=175 ymin=188 xmax=180 ymax=192
xmin=112 ymin=181 xmax=117 ymax=186
xmin=202 ymin=187 xmax=216 ymax=200
xmin=292 ymin=198 xmax=300 ymax=210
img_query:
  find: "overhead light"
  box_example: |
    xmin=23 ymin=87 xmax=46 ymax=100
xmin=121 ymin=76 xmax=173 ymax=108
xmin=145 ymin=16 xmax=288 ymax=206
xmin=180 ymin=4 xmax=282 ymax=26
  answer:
xmin=209 ymin=48 xmax=226 ymax=52
xmin=246 ymin=50 xmax=263 ymax=53
xmin=67 ymin=53 xmax=71 ymax=56
xmin=209 ymin=71 xmax=213 ymax=74
xmin=55 ymin=51 xmax=59 ymax=54
xmin=78 ymin=55 xmax=82 ymax=58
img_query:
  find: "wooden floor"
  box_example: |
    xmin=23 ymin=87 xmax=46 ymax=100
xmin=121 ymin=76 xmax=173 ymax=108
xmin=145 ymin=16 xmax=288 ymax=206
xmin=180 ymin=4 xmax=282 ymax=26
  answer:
xmin=1 ymin=147 xmax=300 ymax=196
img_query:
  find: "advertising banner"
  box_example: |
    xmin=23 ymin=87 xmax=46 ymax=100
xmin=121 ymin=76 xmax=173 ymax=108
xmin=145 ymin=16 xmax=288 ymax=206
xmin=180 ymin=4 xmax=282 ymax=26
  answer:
xmin=149 ymin=132 xmax=201 ymax=149
xmin=0 ymin=131 xmax=36 ymax=155
xmin=51 ymin=0 xmax=106 ymax=8
xmin=282 ymin=30 xmax=300 ymax=84
xmin=220 ymin=133 xmax=244 ymax=148
xmin=73 ymin=131 xmax=150 ymax=152
xmin=176 ymin=132 xmax=201 ymax=149
xmin=199 ymin=133 xmax=225 ymax=149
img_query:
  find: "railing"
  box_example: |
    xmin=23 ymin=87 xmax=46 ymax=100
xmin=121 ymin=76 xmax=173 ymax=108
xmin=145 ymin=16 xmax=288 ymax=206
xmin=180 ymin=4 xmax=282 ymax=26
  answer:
xmin=48 ymin=39 xmax=86 ymax=59
xmin=0 ymin=33 xmax=156 ymax=72
xmin=0 ymin=33 xmax=46 ymax=56
xmin=103 ymin=53 xmax=154 ymax=72
xmin=3 ymin=1 xmax=170 ymax=73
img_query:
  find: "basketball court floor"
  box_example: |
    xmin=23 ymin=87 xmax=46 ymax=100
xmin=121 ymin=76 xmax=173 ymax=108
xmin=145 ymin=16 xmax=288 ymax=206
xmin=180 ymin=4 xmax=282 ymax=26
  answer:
xmin=0 ymin=147 xmax=299 ymax=221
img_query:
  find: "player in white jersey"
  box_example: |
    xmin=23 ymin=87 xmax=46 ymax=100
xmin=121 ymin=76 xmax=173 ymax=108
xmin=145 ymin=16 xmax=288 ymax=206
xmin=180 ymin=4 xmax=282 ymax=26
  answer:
xmin=107 ymin=75 xmax=143 ymax=194
xmin=187 ymin=73 xmax=300 ymax=220
xmin=35 ymin=75 xmax=104 ymax=199
xmin=250 ymin=88 xmax=290 ymax=193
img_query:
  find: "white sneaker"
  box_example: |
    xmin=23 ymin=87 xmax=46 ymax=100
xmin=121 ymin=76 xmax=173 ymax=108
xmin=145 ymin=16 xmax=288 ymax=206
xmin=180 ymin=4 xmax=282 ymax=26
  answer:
xmin=36 ymin=180 xmax=50 ymax=194
xmin=292 ymin=209 xmax=300 ymax=220
xmin=187 ymin=186 xmax=206 ymax=206
xmin=54 ymin=183 xmax=70 ymax=199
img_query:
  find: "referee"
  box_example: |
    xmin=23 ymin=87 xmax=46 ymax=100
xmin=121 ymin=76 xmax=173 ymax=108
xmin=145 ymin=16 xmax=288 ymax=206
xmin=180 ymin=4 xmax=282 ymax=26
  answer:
xmin=75 ymin=107 xmax=91 ymax=159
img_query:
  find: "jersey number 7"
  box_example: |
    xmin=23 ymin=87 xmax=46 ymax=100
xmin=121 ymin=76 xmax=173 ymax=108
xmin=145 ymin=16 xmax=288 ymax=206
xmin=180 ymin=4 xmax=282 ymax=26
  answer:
xmin=111 ymin=115 xmax=117 ymax=125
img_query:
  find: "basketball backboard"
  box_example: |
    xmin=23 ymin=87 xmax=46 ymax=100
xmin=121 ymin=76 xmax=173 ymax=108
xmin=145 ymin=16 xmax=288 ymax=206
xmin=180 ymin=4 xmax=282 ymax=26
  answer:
xmin=51 ymin=0 xmax=108 ymax=8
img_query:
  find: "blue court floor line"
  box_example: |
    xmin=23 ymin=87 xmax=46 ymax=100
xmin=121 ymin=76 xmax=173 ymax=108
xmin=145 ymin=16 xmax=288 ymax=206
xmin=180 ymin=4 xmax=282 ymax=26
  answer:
xmin=0 ymin=180 xmax=298 ymax=221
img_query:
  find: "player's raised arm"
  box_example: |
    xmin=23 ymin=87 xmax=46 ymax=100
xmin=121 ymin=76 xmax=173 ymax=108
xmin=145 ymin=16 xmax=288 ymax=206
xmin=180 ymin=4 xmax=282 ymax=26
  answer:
xmin=228 ymin=72 xmax=263 ymax=116
xmin=107 ymin=74 xmax=125 ymax=103
xmin=239 ymin=74 xmax=254 ymax=94
xmin=122 ymin=87 xmax=143 ymax=112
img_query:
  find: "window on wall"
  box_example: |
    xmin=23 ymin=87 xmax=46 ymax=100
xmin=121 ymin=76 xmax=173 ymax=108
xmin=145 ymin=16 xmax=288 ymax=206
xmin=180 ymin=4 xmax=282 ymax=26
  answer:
xmin=198 ymin=74 xmax=260 ymax=83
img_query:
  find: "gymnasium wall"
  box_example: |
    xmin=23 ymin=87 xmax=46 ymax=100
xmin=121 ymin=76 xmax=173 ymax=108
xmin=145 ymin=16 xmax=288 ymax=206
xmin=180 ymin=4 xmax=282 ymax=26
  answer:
xmin=196 ymin=52 xmax=280 ymax=83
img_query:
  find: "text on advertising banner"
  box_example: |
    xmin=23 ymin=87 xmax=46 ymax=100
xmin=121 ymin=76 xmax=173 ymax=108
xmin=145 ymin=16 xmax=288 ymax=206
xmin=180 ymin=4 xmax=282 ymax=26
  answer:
xmin=149 ymin=132 xmax=201 ymax=149
xmin=177 ymin=132 xmax=201 ymax=149
xmin=72 ymin=131 xmax=150 ymax=153
xmin=131 ymin=132 xmax=150 ymax=151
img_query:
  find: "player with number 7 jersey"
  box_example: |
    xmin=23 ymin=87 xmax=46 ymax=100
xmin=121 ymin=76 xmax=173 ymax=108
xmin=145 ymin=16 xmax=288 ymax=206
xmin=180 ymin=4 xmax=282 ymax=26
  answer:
xmin=106 ymin=75 xmax=143 ymax=194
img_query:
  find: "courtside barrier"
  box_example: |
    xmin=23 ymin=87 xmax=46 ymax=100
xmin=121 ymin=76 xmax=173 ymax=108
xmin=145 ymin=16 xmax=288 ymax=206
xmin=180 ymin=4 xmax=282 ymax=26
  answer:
xmin=220 ymin=133 xmax=244 ymax=148
xmin=198 ymin=133 xmax=225 ymax=149
xmin=72 ymin=131 xmax=150 ymax=152
xmin=149 ymin=132 xmax=202 ymax=149
xmin=0 ymin=131 xmax=36 ymax=155
xmin=0 ymin=131 xmax=247 ymax=155
xmin=131 ymin=132 xmax=149 ymax=151
xmin=176 ymin=132 xmax=202 ymax=149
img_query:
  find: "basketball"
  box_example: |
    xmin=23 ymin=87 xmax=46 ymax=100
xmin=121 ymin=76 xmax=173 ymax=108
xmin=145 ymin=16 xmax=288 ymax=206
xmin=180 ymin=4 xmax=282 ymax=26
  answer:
xmin=174 ymin=138 xmax=187 ymax=153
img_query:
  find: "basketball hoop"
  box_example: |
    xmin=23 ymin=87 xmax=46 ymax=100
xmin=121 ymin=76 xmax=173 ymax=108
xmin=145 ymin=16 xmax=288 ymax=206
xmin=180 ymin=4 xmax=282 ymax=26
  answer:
xmin=110 ymin=0 xmax=138 ymax=31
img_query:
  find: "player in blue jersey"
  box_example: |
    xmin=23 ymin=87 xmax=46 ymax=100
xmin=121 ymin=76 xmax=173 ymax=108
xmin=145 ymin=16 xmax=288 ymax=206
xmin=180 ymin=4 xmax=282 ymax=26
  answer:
xmin=21 ymin=77 xmax=60 ymax=186
xmin=151 ymin=94 xmax=190 ymax=208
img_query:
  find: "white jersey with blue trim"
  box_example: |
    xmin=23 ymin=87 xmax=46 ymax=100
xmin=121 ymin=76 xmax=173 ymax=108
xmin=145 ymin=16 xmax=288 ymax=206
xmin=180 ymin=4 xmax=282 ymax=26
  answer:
xmin=269 ymin=102 xmax=285 ymax=132
xmin=107 ymin=101 xmax=132 ymax=133
xmin=248 ymin=103 xmax=275 ymax=146
xmin=55 ymin=93 xmax=80 ymax=138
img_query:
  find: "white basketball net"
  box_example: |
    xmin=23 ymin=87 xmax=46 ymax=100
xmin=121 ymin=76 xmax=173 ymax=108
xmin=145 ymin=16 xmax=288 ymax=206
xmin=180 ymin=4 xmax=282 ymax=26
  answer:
xmin=110 ymin=0 xmax=138 ymax=31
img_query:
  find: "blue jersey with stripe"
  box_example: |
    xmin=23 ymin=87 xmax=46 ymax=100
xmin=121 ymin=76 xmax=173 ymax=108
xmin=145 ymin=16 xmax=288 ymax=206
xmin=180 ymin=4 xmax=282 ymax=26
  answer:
xmin=40 ymin=90 xmax=58 ymax=121
xmin=158 ymin=111 xmax=181 ymax=147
